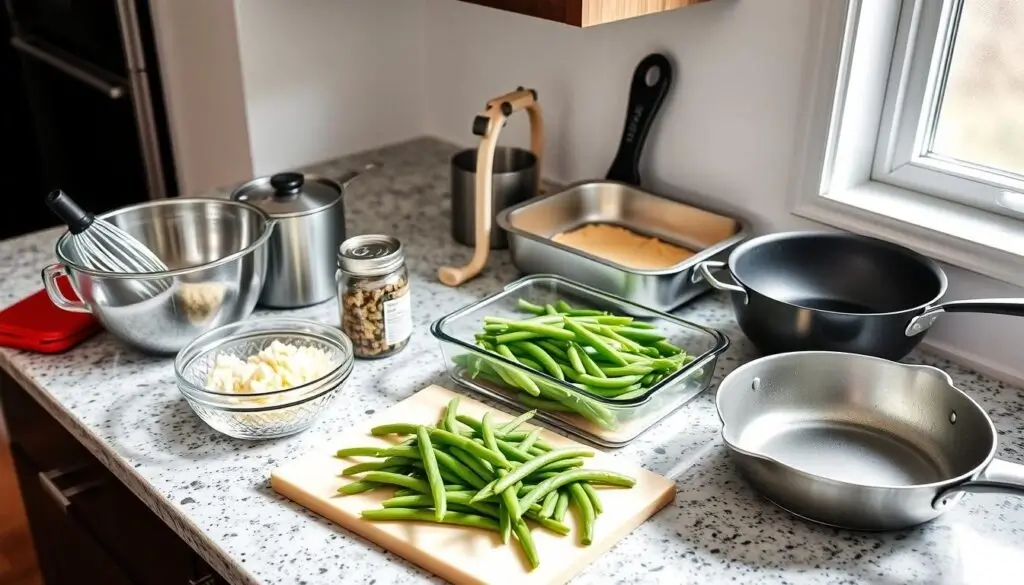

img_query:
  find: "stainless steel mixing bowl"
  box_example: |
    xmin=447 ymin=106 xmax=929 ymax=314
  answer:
xmin=42 ymin=198 xmax=275 ymax=355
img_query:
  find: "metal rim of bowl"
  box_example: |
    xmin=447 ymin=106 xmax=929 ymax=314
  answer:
xmin=54 ymin=198 xmax=276 ymax=279
xmin=174 ymin=317 xmax=354 ymax=401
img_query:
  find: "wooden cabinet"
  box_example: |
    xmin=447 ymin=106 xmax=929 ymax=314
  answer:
xmin=458 ymin=0 xmax=709 ymax=27
xmin=0 ymin=370 xmax=226 ymax=585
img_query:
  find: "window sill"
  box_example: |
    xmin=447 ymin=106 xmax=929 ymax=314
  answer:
xmin=792 ymin=181 xmax=1024 ymax=288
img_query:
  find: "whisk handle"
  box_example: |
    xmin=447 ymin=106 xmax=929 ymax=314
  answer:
xmin=46 ymin=190 xmax=94 ymax=234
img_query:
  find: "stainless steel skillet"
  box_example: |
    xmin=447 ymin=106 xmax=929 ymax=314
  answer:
xmin=715 ymin=351 xmax=1024 ymax=531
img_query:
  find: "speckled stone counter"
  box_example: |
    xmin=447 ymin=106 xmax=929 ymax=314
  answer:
xmin=1 ymin=138 xmax=1022 ymax=585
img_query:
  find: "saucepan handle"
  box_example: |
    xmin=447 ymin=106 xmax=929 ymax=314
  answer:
xmin=694 ymin=261 xmax=747 ymax=301
xmin=905 ymin=298 xmax=1024 ymax=336
xmin=41 ymin=264 xmax=91 ymax=314
xmin=933 ymin=458 xmax=1024 ymax=510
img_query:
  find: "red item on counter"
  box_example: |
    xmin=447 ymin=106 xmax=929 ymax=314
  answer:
xmin=0 ymin=278 xmax=100 ymax=353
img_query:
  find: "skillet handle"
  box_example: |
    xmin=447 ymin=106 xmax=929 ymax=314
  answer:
xmin=905 ymin=298 xmax=1024 ymax=336
xmin=933 ymin=458 xmax=1024 ymax=510
xmin=694 ymin=261 xmax=747 ymax=301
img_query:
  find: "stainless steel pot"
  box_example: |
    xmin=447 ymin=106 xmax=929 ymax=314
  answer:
xmin=716 ymin=351 xmax=1024 ymax=531
xmin=450 ymin=146 xmax=538 ymax=249
xmin=232 ymin=170 xmax=364 ymax=308
xmin=43 ymin=198 xmax=274 ymax=355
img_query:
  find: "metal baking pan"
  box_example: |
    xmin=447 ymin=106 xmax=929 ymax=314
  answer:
xmin=496 ymin=181 xmax=749 ymax=311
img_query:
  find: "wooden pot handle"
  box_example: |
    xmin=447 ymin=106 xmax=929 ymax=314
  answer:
xmin=438 ymin=88 xmax=543 ymax=287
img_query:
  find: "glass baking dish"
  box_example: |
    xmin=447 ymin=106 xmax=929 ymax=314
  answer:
xmin=430 ymin=274 xmax=730 ymax=447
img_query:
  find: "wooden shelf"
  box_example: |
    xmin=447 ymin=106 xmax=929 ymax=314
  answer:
xmin=459 ymin=0 xmax=710 ymax=27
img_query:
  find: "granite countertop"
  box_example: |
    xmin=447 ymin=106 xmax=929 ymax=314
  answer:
xmin=1 ymin=137 xmax=1022 ymax=585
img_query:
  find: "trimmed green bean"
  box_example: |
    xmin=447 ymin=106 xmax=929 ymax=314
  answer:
xmin=553 ymin=491 xmax=569 ymax=522
xmin=493 ymin=448 xmax=594 ymax=495
xmin=519 ymin=395 xmax=575 ymax=412
xmin=566 ymin=344 xmax=586 ymax=374
xmin=449 ymin=446 xmax=494 ymax=481
xmin=518 ymin=469 xmax=636 ymax=512
xmin=428 ymin=429 xmax=512 ymax=469
xmin=491 ymin=318 xmax=575 ymax=340
xmin=544 ymin=303 xmax=559 ymax=316
xmin=654 ymin=339 xmax=683 ymax=356
xmin=563 ymin=318 xmax=627 ymax=366
xmin=511 ymin=518 xmax=540 ymax=570
xmin=515 ymin=341 xmax=564 ymax=380
xmin=432 ymin=448 xmax=487 ymax=489
xmin=518 ymin=428 xmax=542 ymax=452
xmin=381 ymin=493 xmax=500 ymax=518
xmin=527 ymin=513 xmax=570 ymax=535
xmin=609 ymin=326 xmax=666 ymax=343
xmin=581 ymin=482 xmax=603 ymax=514
xmin=361 ymin=508 xmax=500 ymax=532
xmin=443 ymin=397 xmax=463 ymax=434
xmin=569 ymin=483 xmax=595 ymax=545
xmin=516 ymin=298 xmax=546 ymax=315
xmin=536 ymin=339 xmax=570 ymax=362
xmin=370 ymin=423 xmax=419 ymax=436
xmin=539 ymin=490 xmax=559 ymax=518
xmin=494 ymin=331 xmax=543 ymax=344
xmin=341 ymin=457 xmax=416 ymax=476
xmin=555 ymin=300 xmax=574 ymax=313
xmin=335 ymin=447 xmax=386 ymax=458
xmin=498 ymin=409 xmax=537 ymax=435
xmin=337 ymin=480 xmax=382 ymax=495
xmin=575 ymin=373 xmax=644 ymax=389
xmin=573 ymin=342 xmax=606 ymax=378
xmin=494 ymin=345 xmax=542 ymax=396
xmin=361 ymin=471 xmax=430 ymax=494
xmin=602 ymin=364 xmax=655 ymax=377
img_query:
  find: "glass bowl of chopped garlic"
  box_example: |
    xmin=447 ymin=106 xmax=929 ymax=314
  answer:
xmin=174 ymin=317 xmax=353 ymax=439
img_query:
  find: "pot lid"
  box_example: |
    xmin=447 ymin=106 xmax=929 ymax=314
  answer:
xmin=231 ymin=172 xmax=342 ymax=218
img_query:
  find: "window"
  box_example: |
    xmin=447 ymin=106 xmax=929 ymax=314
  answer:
xmin=874 ymin=0 xmax=1024 ymax=217
xmin=792 ymin=0 xmax=1024 ymax=287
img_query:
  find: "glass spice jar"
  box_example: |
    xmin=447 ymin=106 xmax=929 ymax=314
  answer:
xmin=336 ymin=234 xmax=412 ymax=359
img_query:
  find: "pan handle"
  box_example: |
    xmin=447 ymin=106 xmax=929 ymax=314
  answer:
xmin=694 ymin=261 xmax=748 ymax=302
xmin=933 ymin=458 xmax=1024 ymax=510
xmin=905 ymin=298 xmax=1024 ymax=336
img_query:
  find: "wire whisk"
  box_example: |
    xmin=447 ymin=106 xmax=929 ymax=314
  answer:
xmin=46 ymin=190 xmax=171 ymax=298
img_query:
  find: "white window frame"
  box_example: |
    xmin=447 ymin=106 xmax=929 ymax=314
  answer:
xmin=790 ymin=0 xmax=1024 ymax=288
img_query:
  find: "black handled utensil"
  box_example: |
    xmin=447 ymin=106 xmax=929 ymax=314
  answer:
xmin=605 ymin=53 xmax=674 ymax=186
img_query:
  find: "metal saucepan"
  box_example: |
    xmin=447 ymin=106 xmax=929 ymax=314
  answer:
xmin=696 ymin=231 xmax=1024 ymax=360
xmin=716 ymin=351 xmax=1024 ymax=531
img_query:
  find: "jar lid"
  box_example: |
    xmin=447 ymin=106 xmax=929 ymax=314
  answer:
xmin=231 ymin=172 xmax=342 ymax=218
xmin=338 ymin=234 xmax=404 ymax=276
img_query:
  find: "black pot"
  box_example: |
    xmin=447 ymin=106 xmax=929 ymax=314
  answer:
xmin=696 ymin=231 xmax=1024 ymax=360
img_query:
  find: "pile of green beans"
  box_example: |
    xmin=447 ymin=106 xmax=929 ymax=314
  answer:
xmin=335 ymin=398 xmax=636 ymax=571
xmin=454 ymin=298 xmax=694 ymax=429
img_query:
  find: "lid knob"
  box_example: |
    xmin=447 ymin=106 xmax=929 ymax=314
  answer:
xmin=270 ymin=172 xmax=304 ymax=195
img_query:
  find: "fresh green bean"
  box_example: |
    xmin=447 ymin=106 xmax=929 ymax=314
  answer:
xmin=494 ymin=345 xmax=542 ymax=396
xmin=362 ymin=471 xmax=430 ymax=494
xmin=555 ymin=300 xmax=574 ymax=313
xmin=480 ymin=413 xmax=510 ymax=465
xmin=370 ymin=423 xmax=419 ymax=436
xmin=563 ymin=318 xmax=627 ymax=366
xmin=516 ymin=298 xmax=546 ymax=315
xmin=518 ymin=395 xmax=575 ymax=412
xmin=553 ymin=491 xmax=569 ymax=522
xmin=518 ymin=428 xmax=542 ymax=452
xmin=443 ymin=397 xmax=463 ymax=434
xmin=511 ymin=517 xmax=540 ymax=569
xmin=568 ymin=483 xmax=595 ymax=545
xmin=536 ymin=340 xmax=570 ymax=362
xmin=449 ymin=446 xmax=494 ymax=481
xmin=609 ymin=326 xmax=666 ymax=343
xmin=375 ymin=446 xmax=420 ymax=458
xmin=337 ymin=480 xmax=382 ymax=495
xmin=654 ymin=339 xmax=683 ymax=356
xmin=494 ymin=331 xmax=543 ymax=344
xmin=493 ymin=448 xmax=594 ymax=495
xmin=497 ymin=320 xmax=576 ymax=340
xmin=341 ymin=457 xmax=416 ymax=476
xmin=381 ymin=493 xmax=501 ymax=518
xmin=574 ymin=373 xmax=644 ymax=389
xmin=581 ymin=482 xmax=603 ymax=514
xmin=361 ymin=508 xmax=500 ymax=532
xmin=563 ymin=309 xmax=607 ymax=317
xmin=518 ymin=469 xmax=636 ymax=512
xmin=432 ymin=448 xmax=487 ymax=489
xmin=484 ymin=413 xmax=521 ymax=546
xmin=517 ymin=356 xmax=543 ymax=372
xmin=628 ymin=321 xmax=655 ymax=329
xmin=526 ymin=513 xmax=570 ymax=535
xmin=335 ymin=447 xmax=387 ymax=458
xmin=602 ymin=364 xmax=655 ymax=377
xmin=581 ymin=323 xmax=642 ymax=353
xmin=515 ymin=341 xmax=564 ymax=380
xmin=498 ymin=409 xmax=537 ymax=434
xmin=539 ymin=490 xmax=559 ymax=518
xmin=428 ymin=429 xmax=512 ymax=469
xmin=573 ymin=341 xmax=607 ymax=378
xmin=544 ymin=303 xmax=559 ymax=316
xmin=566 ymin=344 xmax=586 ymax=374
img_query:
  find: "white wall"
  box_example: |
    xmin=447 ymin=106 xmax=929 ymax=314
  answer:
xmin=233 ymin=0 xmax=426 ymax=176
xmin=423 ymin=0 xmax=1024 ymax=381
xmin=149 ymin=0 xmax=253 ymax=196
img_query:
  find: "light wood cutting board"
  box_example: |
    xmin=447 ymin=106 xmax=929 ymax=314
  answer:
xmin=271 ymin=385 xmax=676 ymax=585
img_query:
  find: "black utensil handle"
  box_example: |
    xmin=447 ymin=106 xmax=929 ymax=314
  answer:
xmin=45 ymin=190 xmax=94 ymax=234
xmin=936 ymin=298 xmax=1024 ymax=317
xmin=605 ymin=53 xmax=674 ymax=185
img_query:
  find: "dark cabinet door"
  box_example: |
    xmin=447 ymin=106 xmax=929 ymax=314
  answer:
xmin=1 ymin=371 xmax=212 ymax=585
xmin=10 ymin=445 xmax=135 ymax=585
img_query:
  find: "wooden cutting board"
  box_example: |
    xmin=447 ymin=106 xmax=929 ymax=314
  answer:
xmin=271 ymin=385 xmax=676 ymax=585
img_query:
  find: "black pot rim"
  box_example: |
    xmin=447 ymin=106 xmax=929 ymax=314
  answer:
xmin=726 ymin=231 xmax=949 ymax=318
